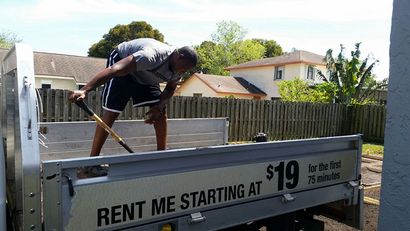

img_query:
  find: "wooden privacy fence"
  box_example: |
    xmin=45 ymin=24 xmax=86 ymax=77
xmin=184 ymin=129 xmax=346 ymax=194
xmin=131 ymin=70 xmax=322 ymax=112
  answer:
xmin=348 ymin=105 xmax=386 ymax=143
xmin=37 ymin=89 xmax=386 ymax=143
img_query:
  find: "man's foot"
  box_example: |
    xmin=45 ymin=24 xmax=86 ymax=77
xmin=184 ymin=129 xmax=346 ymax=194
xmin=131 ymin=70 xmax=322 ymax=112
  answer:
xmin=77 ymin=165 xmax=108 ymax=179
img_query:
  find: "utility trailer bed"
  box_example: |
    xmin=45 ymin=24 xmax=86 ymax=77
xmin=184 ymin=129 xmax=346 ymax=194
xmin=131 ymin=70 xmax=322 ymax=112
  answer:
xmin=1 ymin=44 xmax=364 ymax=231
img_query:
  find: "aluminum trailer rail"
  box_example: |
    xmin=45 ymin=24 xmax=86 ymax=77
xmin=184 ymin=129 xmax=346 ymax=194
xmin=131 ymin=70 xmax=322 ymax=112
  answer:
xmin=0 ymin=123 xmax=6 ymax=231
xmin=1 ymin=44 xmax=364 ymax=231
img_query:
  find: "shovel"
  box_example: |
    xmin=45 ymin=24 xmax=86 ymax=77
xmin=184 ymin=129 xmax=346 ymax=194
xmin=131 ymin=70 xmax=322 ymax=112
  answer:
xmin=74 ymin=101 xmax=134 ymax=153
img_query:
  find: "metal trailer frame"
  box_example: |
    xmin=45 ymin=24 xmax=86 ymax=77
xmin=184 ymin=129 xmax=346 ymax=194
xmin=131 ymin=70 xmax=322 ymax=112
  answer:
xmin=0 ymin=113 xmax=6 ymax=231
xmin=1 ymin=44 xmax=41 ymax=230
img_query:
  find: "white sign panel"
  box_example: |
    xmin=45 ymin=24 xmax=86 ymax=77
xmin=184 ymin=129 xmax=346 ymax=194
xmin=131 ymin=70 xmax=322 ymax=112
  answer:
xmin=63 ymin=151 xmax=357 ymax=230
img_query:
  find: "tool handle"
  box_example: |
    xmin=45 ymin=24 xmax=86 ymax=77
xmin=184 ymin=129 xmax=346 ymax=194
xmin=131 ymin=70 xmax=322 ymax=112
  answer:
xmin=118 ymin=140 xmax=134 ymax=153
xmin=74 ymin=101 xmax=94 ymax=116
xmin=74 ymin=100 xmax=134 ymax=153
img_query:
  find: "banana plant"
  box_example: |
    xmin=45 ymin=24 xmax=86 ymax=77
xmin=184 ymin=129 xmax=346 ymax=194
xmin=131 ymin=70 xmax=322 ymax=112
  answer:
xmin=317 ymin=43 xmax=382 ymax=105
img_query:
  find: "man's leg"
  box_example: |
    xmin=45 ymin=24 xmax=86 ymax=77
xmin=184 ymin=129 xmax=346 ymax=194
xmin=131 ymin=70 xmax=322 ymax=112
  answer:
xmin=153 ymin=112 xmax=167 ymax=150
xmin=90 ymin=110 xmax=120 ymax=156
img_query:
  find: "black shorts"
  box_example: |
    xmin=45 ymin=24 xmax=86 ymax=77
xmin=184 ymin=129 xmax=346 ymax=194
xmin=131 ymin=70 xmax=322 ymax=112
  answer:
xmin=101 ymin=49 xmax=161 ymax=113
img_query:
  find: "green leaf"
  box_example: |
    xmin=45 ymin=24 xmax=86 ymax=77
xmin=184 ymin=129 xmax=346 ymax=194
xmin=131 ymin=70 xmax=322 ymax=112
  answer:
xmin=322 ymin=43 xmax=380 ymax=105
xmin=88 ymin=21 xmax=164 ymax=58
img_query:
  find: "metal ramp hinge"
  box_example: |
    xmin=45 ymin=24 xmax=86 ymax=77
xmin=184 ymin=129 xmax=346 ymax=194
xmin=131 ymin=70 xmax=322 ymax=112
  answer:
xmin=345 ymin=181 xmax=360 ymax=206
xmin=189 ymin=212 xmax=206 ymax=224
xmin=282 ymin=193 xmax=296 ymax=203
xmin=347 ymin=181 xmax=359 ymax=188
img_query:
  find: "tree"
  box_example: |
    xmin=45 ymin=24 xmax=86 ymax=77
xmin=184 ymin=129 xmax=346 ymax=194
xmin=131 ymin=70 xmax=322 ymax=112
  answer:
xmin=211 ymin=21 xmax=246 ymax=47
xmin=317 ymin=43 xmax=385 ymax=105
xmin=0 ymin=31 xmax=21 ymax=49
xmin=232 ymin=39 xmax=266 ymax=64
xmin=88 ymin=21 xmax=164 ymax=58
xmin=195 ymin=41 xmax=219 ymax=74
xmin=196 ymin=21 xmax=265 ymax=76
xmin=278 ymin=78 xmax=337 ymax=103
xmin=252 ymin=39 xmax=283 ymax=57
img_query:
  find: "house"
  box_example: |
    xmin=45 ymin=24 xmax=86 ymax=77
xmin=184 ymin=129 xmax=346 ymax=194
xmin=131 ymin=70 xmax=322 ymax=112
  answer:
xmin=176 ymin=73 xmax=266 ymax=99
xmin=34 ymin=51 xmax=106 ymax=90
xmin=225 ymin=50 xmax=328 ymax=99
xmin=0 ymin=47 xmax=175 ymax=91
xmin=1 ymin=47 xmax=105 ymax=90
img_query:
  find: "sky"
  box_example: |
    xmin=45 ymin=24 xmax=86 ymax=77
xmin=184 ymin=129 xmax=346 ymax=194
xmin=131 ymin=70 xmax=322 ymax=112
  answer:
xmin=0 ymin=0 xmax=393 ymax=79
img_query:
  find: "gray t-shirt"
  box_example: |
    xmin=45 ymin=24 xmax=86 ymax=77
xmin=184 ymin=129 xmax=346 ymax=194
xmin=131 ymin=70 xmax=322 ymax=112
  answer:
xmin=116 ymin=38 xmax=180 ymax=85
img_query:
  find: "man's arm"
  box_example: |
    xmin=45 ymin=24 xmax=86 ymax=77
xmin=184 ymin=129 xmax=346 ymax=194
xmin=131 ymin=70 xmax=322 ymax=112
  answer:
xmin=158 ymin=81 xmax=178 ymax=106
xmin=69 ymin=55 xmax=137 ymax=101
xmin=145 ymin=81 xmax=178 ymax=124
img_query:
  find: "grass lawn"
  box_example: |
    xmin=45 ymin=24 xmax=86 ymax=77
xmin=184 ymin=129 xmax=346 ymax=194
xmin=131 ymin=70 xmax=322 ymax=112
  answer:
xmin=362 ymin=143 xmax=384 ymax=156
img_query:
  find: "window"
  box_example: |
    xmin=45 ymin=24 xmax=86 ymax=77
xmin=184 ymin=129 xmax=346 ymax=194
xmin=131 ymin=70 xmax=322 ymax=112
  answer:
xmin=307 ymin=65 xmax=315 ymax=80
xmin=274 ymin=66 xmax=284 ymax=80
xmin=41 ymin=84 xmax=51 ymax=89
xmin=41 ymin=80 xmax=52 ymax=89
xmin=193 ymin=93 xmax=202 ymax=97
xmin=78 ymin=84 xmax=85 ymax=90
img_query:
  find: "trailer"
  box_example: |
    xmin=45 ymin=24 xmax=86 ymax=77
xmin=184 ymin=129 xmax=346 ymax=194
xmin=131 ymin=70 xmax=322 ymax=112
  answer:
xmin=1 ymin=44 xmax=363 ymax=230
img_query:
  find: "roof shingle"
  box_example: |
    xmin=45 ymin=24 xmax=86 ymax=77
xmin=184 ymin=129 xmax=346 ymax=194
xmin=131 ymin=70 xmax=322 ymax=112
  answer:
xmin=1 ymin=47 xmax=106 ymax=83
xmin=194 ymin=73 xmax=266 ymax=96
xmin=34 ymin=52 xmax=105 ymax=83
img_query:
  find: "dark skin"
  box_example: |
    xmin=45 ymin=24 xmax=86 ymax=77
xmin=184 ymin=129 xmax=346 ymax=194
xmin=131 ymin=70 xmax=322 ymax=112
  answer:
xmin=69 ymin=51 xmax=195 ymax=155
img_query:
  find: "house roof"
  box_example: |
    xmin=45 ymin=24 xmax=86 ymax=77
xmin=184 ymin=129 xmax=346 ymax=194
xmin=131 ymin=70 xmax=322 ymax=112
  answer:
xmin=0 ymin=47 xmax=106 ymax=84
xmin=192 ymin=73 xmax=266 ymax=96
xmin=34 ymin=52 xmax=105 ymax=84
xmin=225 ymin=50 xmax=325 ymax=70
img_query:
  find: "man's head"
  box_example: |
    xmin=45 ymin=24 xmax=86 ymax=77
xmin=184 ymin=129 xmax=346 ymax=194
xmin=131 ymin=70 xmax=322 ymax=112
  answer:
xmin=169 ymin=46 xmax=198 ymax=74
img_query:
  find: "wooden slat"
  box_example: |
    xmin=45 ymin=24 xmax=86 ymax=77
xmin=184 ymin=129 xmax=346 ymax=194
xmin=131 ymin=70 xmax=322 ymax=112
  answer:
xmin=267 ymin=101 xmax=273 ymax=140
xmin=237 ymin=99 xmax=243 ymax=140
xmin=263 ymin=101 xmax=269 ymax=138
xmin=301 ymin=103 xmax=307 ymax=138
xmin=283 ymin=102 xmax=289 ymax=140
xmin=249 ymin=100 xmax=255 ymax=139
xmin=46 ymin=89 xmax=52 ymax=121
xmin=273 ymin=101 xmax=278 ymax=140
xmin=233 ymin=99 xmax=240 ymax=141
xmin=277 ymin=102 xmax=283 ymax=140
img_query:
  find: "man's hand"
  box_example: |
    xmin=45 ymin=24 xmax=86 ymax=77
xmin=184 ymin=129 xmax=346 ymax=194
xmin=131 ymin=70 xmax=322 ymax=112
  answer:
xmin=145 ymin=104 xmax=166 ymax=124
xmin=69 ymin=90 xmax=87 ymax=102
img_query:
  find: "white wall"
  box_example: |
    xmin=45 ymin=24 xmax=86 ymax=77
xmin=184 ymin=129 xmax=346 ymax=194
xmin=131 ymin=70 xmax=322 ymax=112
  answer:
xmin=230 ymin=66 xmax=278 ymax=98
xmin=284 ymin=63 xmax=302 ymax=80
xmin=177 ymin=76 xmax=257 ymax=99
xmin=35 ymin=75 xmax=78 ymax=90
xmin=378 ymin=1 xmax=410 ymax=229
xmin=177 ymin=77 xmax=218 ymax=97
xmin=230 ymin=63 xmax=326 ymax=99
